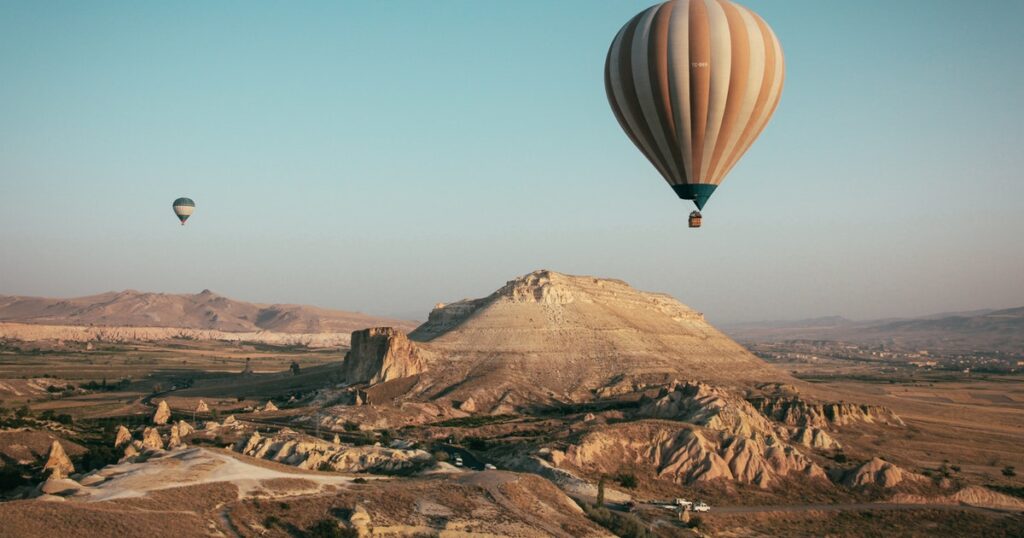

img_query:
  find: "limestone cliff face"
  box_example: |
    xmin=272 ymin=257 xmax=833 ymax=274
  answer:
xmin=342 ymin=327 xmax=427 ymax=385
xmin=748 ymin=396 xmax=904 ymax=428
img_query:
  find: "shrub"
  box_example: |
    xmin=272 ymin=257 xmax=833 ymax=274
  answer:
xmin=304 ymin=519 xmax=357 ymax=538
xmin=581 ymin=503 xmax=654 ymax=538
xmin=0 ymin=466 xmax=27 ymax=491
xmin=616 ymin=472 xmax=638 ymax=489
xmin=343 ymin=421 xmax=359 ymax=432
xmin=1003 ymin=466 xmax=1017 ymax=477
xmin=432 ymin=451 xmax=449 ymax=462
xmin=82 ymin=445 xmax=117 ymax=471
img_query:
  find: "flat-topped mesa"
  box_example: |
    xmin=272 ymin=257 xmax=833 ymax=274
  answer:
xmin=343 ymin=327 xmax=427 ymax=385
xmin=400 ymin=270 xmax=787 ymax=410
xmin=412 ymin=270 xmax=706 ymax=341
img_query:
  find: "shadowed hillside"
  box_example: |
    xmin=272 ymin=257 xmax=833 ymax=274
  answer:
xmin=0 ymin=289 xmax=417 ymax=334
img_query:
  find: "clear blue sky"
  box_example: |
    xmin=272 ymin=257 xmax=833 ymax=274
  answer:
xmin=2 ymin=0 xmax=1022 ymax=323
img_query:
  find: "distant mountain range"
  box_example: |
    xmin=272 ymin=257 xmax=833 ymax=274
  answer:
xmin=720 ymin=307 xmax=1024 ymax=353
xmin=0 ymin=290 xmax=418 ymax=334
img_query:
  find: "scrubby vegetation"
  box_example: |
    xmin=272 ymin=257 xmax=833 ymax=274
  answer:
xmin=581 ymin=503 xmax=655 ymax=538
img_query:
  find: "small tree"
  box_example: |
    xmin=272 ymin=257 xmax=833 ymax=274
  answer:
xmin=597 ymin=475 xmax=606 ymax=507
xmin=1003 ymin=466 xmax=1017 ymax=477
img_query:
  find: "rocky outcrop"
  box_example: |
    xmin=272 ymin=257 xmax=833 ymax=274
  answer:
xmin=890 ymin=486 xmax=1024 ymax=510
xmin=634 ymin=381 xmax=778 ymax=440
xmin=562 ymin=421 xmax=825 ymax=488
xmin=39 ymin=476 xmax=81 ymax=496
xmin=349 ymin=505 xmax=372 ymax=537
xmin=840 ymin=458 xmax=926 ymax=488
xmin=114 ymin=425 xmax=132 ymax=449
xmin=44 ymin=440 xmax=74 ymax=478
xmin=176 ymin=420 xmax=194 ymax=436
xmin=791 ymin=427 xmax=840 ymax=450
xmin=153 ymin=400 xmax=171 ymax=425
xmin=141 ymin=427 xmax=164 ymax=450
xmin=749 ymin=396 xmax=904 ymax=428
xmin=122 ymin=444 xmax=139 ymax=460
xmin=196 ymin=400 xmax=209 ymax=413
xmin=167 ymin=424 xmax=183 ymax=449
xmin=343 ymin=328 xmax=427 ymax=385
xmin=235 ymin=430 xmax=431 ymax=474
xmin=263 ymin=400 xmax=279 ymax=412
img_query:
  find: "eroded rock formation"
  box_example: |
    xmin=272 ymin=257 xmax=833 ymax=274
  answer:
xmin=841 ymin=458 xmax=926 ymax=488
xmin=153 ymin=400 xmax=171 ymax=425
xmin=114 ymin=425 xmax=132 ymax=449
xmin=141 ymin=427 xmax=164 ymax=450
xmin=634 ymin=381 xmax=777 ymax=439
xmin=791 ymin=427 xmax=840 ymax=449
xmin=235 ymin=430 xmax=431 ymax=474
xmin=44 ymin=440 xmax=74 ymax=478
xmin=562 ymin=421 xmax=825 ymax=488
xmin=748 ymin=396 xmax=904 ymax=428
xmin=343 ymin=327 xmax=427 ymax=385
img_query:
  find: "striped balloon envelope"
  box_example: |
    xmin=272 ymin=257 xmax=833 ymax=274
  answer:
xmin=172 ymin=197 xmax=195 ymax=225
xmin=605 ymin=0 xmax=784 ymax=211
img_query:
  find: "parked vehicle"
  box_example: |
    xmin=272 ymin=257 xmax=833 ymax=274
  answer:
xmin=693 ymin=501 xmax=710 ymax=513
xmin=674 ymin=498 xmax=693 ymax=509
xmin=454 ymin=455 xmax=464 ymax=467
xmin=484 ymin=463 xmax=497 ymax=470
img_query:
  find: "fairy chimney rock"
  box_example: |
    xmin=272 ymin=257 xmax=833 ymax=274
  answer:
xmin=153 ymin=400 xmax=171 ymax=425
xmin=44 ymin=440 xmax=75 ymax=478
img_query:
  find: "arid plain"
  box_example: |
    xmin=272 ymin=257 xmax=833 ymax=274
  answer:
xmin=0 ymin=271 xmax=1021 ymax=537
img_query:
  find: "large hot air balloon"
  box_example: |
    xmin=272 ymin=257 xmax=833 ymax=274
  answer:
xmin=605 ymin=0 xmax=784 ymax=225
xmin=172 ymin=197 xmax=195 ymax=225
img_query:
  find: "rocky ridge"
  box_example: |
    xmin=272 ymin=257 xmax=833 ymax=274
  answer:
xmin=235 ymin=429 xmax=432 ymax=474
xmin=748 ymin=395 xmax=905 ymax=428
xmin=0 ymin=322 xmax=352 ymax=348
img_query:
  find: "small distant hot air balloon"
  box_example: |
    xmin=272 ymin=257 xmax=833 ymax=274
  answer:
xmin=172 ymin=197 xmax=195 ymax=225
xmin=605 ymin=0 xmax=785 ymax=227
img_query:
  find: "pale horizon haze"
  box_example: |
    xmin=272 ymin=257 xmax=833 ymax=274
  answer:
xmin=2 ymin=0 xmax=1023 ymax=324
